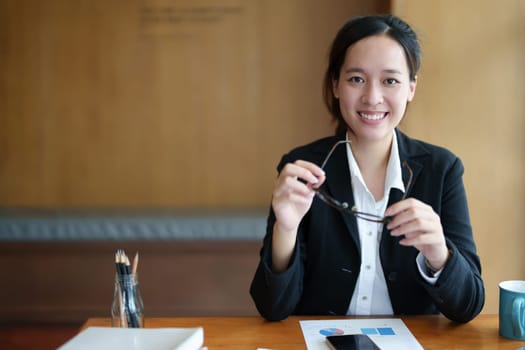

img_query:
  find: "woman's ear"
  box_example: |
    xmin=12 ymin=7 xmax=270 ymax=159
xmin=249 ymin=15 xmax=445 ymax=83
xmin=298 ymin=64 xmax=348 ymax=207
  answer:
xmin=332 ymin=79 xmax=339 ymax=99
xmin=407 ymin=75 xmax=417 ymax=102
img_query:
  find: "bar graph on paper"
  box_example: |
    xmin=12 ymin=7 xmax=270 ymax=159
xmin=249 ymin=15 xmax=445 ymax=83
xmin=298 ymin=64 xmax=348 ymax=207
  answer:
xmin=300 ymin=318 xmax=424 ymax=350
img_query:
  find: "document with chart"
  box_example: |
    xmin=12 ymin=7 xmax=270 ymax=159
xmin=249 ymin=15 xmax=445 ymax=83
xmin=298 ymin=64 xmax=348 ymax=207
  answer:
xmin=300 ymin=318 xmax=423 ymax=350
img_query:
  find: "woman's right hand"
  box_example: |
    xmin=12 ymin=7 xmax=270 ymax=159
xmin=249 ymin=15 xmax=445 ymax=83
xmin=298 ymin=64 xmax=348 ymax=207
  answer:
xmin=271 ymin=160 xmax=326 ymax=233
xmin=270 ymin=160 xmax=325 ymax=272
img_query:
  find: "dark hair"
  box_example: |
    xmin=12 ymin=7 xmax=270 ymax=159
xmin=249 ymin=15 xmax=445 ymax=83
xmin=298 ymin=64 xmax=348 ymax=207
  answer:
xmin=323 ymin=15 xmax=421 ymax=135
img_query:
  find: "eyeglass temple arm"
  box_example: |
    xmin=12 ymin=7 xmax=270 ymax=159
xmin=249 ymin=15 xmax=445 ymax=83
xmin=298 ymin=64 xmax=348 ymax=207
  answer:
xmin=320 ymin=140 xmax=352 ymax=169
xmin=401 ymin=161 xmax=414 ymax=200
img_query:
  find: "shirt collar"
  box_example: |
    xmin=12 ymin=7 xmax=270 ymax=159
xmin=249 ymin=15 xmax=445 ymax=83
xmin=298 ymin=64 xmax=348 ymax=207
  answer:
xmin=345 ymin=130 xmax=405 ymax=200
xmin=385 ymin=131 xmax=405 ymax=196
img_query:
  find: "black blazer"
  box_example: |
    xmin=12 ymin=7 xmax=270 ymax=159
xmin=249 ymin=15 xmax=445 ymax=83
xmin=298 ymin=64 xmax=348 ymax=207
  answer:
xmin=250 ymin=129 xmax=484 ymax=323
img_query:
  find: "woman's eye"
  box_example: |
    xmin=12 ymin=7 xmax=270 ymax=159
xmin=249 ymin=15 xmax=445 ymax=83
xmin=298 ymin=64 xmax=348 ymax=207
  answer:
xmin=349 ymin=76 xmax=364 ymax=83
xmin=385 ymin=78 xmax=399 ymax=85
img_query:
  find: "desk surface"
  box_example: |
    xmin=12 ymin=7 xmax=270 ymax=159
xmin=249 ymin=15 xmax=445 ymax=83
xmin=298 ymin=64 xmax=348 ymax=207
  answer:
xmin=82 ymin=314 xmax=525 ymax=349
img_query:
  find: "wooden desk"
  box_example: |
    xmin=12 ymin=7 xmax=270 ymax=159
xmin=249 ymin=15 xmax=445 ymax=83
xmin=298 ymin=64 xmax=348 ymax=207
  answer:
xmin=82 ymin=315 xmax=525 ymax=349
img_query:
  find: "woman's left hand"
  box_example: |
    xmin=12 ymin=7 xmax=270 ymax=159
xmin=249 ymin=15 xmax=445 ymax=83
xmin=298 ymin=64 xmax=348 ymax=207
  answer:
xmin=385 ymin=198 xmax=450 ymax=270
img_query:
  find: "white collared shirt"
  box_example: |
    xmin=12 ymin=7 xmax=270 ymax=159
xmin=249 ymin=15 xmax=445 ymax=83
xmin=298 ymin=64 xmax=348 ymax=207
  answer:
xmin=346 ymin=131 xmax=403 ymax=316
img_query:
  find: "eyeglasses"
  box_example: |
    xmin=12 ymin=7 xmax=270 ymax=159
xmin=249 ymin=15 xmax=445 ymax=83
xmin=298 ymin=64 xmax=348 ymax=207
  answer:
xmin=314 ymin=140 xmax=413 ymax=224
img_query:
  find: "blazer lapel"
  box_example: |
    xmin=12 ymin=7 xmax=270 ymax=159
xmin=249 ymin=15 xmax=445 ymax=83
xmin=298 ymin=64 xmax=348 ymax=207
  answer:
xmin=396 ymin=128 xmax=425 ymax=201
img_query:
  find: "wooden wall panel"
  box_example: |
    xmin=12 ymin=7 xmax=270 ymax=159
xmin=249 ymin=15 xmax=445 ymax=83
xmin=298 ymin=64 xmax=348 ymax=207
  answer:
xmin=0 ymin=0 xmax=386 ymax=208
xmin=393 ymin=0 xmax=525 ymax=314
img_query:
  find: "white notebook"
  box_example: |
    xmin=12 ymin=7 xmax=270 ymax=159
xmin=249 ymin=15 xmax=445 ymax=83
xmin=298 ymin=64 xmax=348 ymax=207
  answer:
xmin=58 ymin=326 xmax=204 ymax=350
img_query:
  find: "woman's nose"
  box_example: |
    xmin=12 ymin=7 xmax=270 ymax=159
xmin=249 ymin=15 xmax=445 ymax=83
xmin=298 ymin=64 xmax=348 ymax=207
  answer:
xmin=361 ymin=82 xmax=384 ymax=106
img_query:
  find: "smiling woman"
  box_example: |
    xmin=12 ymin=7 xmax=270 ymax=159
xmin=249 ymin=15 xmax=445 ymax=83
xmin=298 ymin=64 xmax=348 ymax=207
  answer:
xmin=332 ymin=34 xmax=417 ymax=155
xmin=250 ymin=14 xmax=485 ymax=323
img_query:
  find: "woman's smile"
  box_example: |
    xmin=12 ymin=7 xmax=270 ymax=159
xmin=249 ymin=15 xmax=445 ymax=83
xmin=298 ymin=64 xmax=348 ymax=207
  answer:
xmin=358 ymin=111 xmax=388 ymax=122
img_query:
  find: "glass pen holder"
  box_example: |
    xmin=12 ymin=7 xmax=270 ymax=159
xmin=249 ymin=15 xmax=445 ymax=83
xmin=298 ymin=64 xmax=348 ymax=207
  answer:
xmin=111 ymin=273 xmax=144 ymax=328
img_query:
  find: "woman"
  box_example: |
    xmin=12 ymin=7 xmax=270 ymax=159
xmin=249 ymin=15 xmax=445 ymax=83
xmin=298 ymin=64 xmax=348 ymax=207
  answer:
xmin=250 ymin=15 xmax=484 ymax=323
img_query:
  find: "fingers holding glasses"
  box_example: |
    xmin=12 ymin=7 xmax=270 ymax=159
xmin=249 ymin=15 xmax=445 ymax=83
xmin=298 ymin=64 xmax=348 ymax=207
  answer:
xmin=274 ymin=161 xmax=326 ymax=192
xmin=272 ymin=160 xmax=326 ymax=232
xmin=385 ymin=198 xmax=441 ymax=240
xmin=295 ymin=160 xmax=326 ymax=187
xmin=385 ymin=198 xmax=448 ymax=266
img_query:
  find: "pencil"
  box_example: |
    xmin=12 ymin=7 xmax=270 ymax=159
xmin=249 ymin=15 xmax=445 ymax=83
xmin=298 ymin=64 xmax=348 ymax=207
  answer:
xmin=132 ymin=252 xmax=139 ymax=275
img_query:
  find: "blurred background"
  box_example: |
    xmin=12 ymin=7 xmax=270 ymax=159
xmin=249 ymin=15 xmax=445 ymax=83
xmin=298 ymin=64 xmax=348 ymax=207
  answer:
xmin=0 ymin=0 xmax=523 ymax=333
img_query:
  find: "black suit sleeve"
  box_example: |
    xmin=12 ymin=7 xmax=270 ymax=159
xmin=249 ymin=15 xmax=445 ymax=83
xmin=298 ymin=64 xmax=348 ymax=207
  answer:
xmin=249 ymin=155 xmax=307 ymax=321
xmin=416 ymin=157 xmax=485 ymax=323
